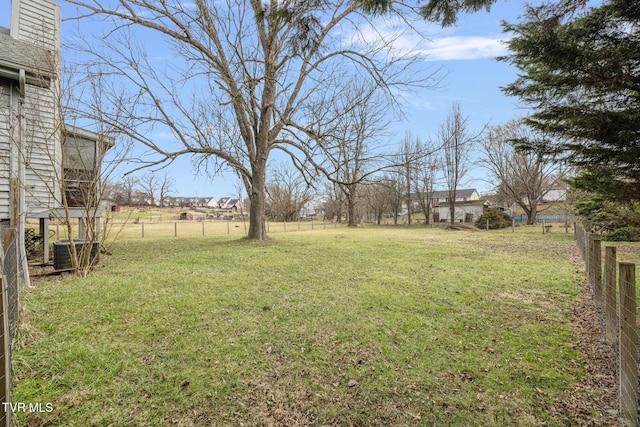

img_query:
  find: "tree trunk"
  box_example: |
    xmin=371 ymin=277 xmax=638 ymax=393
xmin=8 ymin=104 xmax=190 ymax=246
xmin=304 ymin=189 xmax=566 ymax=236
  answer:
xmin=423 ymin=205 xmax=431 ymax=225
xmin=526 ymin=204 xmax=538 ymax=225
xmin=247 ymin=161 xmax=268 ymax=240
xmin=347 ymin=186 xmax=358 ymax=227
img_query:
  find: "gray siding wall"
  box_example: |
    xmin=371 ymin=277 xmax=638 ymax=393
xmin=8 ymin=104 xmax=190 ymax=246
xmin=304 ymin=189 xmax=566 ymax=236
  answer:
xmin=23 ymin=82 xmax=61 ymax=213
xmin=10 ymin=0 xmax=61 ymax=51
xmin=0 ymin=0 xmax=63 ymax=218
xmin=0 ymin=81 xmax=12 ymax=219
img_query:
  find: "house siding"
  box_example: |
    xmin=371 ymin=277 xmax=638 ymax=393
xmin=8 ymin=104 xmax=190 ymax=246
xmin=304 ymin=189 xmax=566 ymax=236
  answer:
xmin=11 ymin=0 xmax=61 ymax=51
xmin=0 ymin=0 xmax=62 ymax=220
xmin=0 ymin=81 xmax=13 ymax=219
xmin=23 ymin=79 xmax=60 ymax=213
xmin=435 ymin=201 xmax=488 ymax=223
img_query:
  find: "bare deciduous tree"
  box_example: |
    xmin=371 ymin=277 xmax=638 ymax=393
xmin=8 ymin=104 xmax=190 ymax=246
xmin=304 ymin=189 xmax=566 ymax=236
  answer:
xmin=438 ymin=102 xmax=482 ymax=224
xmin=396 ymin=131 xmax=440 ymax=225
xmin=28 ymin=61 xmax=133 ymax=276
xmin=481 ymin=120 xmax=566 ymax=225
xmin=361 ymin=178 xmax=401 ymax=224
xmin=139 ymin=173 xmax=158 ymax=206
xmin=399 ymin=132 xmax=417 ymax=225
xmin=157 ymin=173 xmax=175 ymax=208
xmin=386 ymin=176 xmax=405 ymax=225
xmin=265 ymin=165 xmax=313 ymax=222
xmin=412 ymin=139 xmax=440 ymax=225
xmin=322 ymin=182 xmax=345 ymax=223
xmin=66 ymin=0 xmax=432 ymax=240
xmin=295 ymin=81 xmax=392 ymax=227
xmin=119 ymin=175 xmax=140 ymax=206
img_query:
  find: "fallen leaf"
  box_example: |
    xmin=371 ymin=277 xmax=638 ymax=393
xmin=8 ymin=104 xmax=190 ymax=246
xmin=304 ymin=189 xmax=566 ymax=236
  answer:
xmin=348 ymin=379 xmax=358 ymax=387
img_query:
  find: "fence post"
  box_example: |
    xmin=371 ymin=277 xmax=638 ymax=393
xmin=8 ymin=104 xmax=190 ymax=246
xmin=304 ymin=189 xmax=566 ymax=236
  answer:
xmin=142 ymin=222 xmax=145 ymax=238
xmin=618 ymin=262 xmax=638 ymax=426
xmin=0 ymin=276 xmax=12 ymax=427
xmin=512 ymin=218 xmax=515 ymax=233
xmin=174 ymin=222 xmax=178 ymax=237
xmin=584 ymin=229 xmax=591 ymax=277
xmin=202 ymin=221 xmax=205 ymax=236
xmin=604 ymin=246 xmax=617 ymax=345
xmin=590 ymin=235 xmax=602 ymax=312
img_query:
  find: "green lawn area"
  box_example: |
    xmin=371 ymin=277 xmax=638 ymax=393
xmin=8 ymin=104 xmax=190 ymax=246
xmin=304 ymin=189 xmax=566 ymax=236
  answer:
xmin=12 ymin=227 xmax=610 ymax=425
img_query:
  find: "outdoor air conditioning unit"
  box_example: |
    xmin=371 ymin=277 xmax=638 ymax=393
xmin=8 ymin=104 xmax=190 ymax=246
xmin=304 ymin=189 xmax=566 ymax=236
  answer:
xmin=53 ymin=240 xmax=100 ymax=271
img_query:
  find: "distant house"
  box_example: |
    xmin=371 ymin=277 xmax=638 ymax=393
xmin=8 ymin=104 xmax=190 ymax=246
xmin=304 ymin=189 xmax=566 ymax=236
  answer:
xmin=407 ymin=188 xmax=482 ymax=214
xmin=509 ymin=185 xmax=569 ymax=213
xmin=434 ymin=199 xmax=491 ymax=223
xmin=431 ymin=189 xmax=481 ymax=204
xmin=218 ymin=197 xmax=242 ymax=212
xmin=163 ymin=196 xmax=217 ymax=209
xmin=205 ymin=197 xmax=218 ymax=209
xmin=542 ymin=187 xmax=568 ymax=203
xmin=190 ymin=197 xmax=213 ymax=208
xmin=300 ymin=199 xmax=325 ymax=218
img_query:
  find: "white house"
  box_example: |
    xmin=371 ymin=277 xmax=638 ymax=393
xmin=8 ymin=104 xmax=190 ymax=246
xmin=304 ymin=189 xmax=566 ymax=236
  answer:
xmin=300 ymin=199 xmax=325 ymax=218
xmin=431 ymin=189 xmax=481 ymax=204
xmin=407 ymin=188 xmax=482 ymax=215
xmin=434 ymin=199 xmax=491 ymax=223
xmin=206 ymin=197 xmax=218 ymax=209
xmin=218 ymin=197 xmax=242 ymax=211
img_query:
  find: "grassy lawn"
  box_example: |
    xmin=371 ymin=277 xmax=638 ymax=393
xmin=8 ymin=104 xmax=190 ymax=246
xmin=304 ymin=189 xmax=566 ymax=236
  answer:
xmin=12 ymin=227 xmax=610 ymax=426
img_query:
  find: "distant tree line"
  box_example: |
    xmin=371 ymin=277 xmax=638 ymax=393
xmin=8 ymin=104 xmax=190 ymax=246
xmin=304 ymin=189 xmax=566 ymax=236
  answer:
xmin=105 ymin=173 xmax=175 ymax=207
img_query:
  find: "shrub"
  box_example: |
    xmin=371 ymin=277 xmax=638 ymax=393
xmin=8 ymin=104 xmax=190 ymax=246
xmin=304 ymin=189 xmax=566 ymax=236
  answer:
xmin=476 ymin=209 xmax=513 ymax=230
xmin=606 ymin=227 xmax=640 ymax=242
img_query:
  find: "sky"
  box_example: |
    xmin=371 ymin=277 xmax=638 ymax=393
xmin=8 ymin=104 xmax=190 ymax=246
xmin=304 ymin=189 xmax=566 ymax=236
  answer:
xmin=1 ymin=0 xmax=531 ymax=199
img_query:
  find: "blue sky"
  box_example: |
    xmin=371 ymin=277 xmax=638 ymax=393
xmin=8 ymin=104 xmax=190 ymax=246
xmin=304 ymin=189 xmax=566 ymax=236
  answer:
xmin=1 ymin=0 xmax=530 ymax=199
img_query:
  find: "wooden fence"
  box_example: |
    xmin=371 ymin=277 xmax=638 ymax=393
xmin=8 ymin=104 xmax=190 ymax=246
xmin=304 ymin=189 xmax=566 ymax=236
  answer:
xmin=575 ymin=223 xmax=638 ymax=426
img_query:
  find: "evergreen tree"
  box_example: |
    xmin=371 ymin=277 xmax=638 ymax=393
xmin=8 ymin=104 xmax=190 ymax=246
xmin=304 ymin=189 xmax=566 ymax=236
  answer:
xmin=500 ymin=0 xmax=640 ymax=202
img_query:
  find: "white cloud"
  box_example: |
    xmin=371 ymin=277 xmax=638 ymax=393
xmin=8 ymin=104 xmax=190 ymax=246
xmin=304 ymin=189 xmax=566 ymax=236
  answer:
xmin=341 ymin=15 xmax=509 ymax=62
xmin=422 ymin=36 xmax=508 ymax=61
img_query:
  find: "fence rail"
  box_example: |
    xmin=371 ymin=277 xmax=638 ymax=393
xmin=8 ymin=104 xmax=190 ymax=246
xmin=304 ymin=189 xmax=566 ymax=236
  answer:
xmin=44 ymin=218 xmax=347 ymax=242
xmin=575 ymin=223 xmax=638 ymax=426
xmin=512 ymin=212 xmax=568 ymax=224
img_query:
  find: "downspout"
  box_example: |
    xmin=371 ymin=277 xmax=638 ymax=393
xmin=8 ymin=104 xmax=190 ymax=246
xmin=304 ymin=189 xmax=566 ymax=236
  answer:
xmin=17 ymin=70 xmax=31 ymax=290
